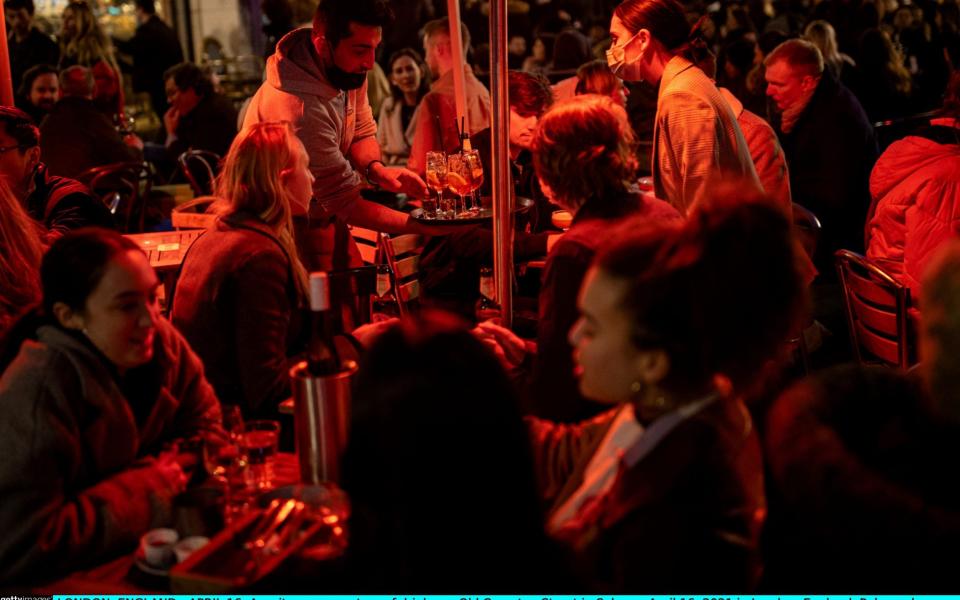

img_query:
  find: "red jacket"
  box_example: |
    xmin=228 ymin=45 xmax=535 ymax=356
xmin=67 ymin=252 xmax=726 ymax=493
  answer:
xmin=866 ymin=123 xmax=960 ymax=300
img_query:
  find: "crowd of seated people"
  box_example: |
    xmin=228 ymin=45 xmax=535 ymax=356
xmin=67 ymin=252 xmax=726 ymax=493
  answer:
xmin=2 ymin=0 xmax=960 ymax=591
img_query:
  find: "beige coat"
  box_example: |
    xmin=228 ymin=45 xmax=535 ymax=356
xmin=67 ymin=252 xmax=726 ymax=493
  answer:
xmin=653 ymin=56 xmax=761 ymax=215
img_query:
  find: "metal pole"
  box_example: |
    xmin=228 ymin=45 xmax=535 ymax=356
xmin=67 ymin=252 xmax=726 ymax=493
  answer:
xmin=0 ymin=0 xmax=15 ymax=106
xmin=489 ymin=0 xmax=513 ymax=327
xmin=445 ymin=0 xmax=468 ymax=135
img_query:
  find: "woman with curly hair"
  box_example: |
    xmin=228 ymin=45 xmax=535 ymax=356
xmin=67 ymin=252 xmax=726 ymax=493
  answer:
xmin=522 ymin=94 xmax=680 ymax=422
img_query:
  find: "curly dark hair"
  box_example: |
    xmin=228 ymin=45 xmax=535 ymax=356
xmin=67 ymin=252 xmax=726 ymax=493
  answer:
xmin=313 ymin=0 xmax=394 ymax=48
xmin=532 ymin=94 xmax=638 ymax=211
xmin=508 ymin=70 xmax=553 ymax=117
xmin=595 ymin=187 xmax=806 ymax=390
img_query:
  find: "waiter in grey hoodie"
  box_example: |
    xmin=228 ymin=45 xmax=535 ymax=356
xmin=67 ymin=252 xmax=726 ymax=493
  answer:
xmin=243 ymin=0 xmax=429 ymax=270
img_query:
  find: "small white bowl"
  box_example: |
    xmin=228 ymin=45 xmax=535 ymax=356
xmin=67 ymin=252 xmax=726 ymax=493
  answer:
xmin=140 ymin=528 xmax=179 ymax=567
xmin=173 ymin=535 xmax=210 ymax=563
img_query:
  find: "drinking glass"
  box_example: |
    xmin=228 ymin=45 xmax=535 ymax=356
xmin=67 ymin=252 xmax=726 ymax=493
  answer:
xmin=462 ymin=149 xmax=484 ymax=213
xmin=445 ymin=153 xmax=474 ymax=218
xmin=240 ymin=420 xmax=281 ymax=491
xmin=424 ymin=151 xmax=447 ymax=219
xmin=202 ymin=432 xmax=245 ymax=524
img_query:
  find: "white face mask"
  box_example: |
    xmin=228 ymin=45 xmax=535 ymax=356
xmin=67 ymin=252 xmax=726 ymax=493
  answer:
xmin=605 ymin=31 xmax=642 ymax=81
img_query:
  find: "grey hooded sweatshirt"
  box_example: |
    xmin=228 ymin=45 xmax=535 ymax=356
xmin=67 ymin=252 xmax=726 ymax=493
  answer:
xmin=243 ymin=27 xmax=377 ymax=219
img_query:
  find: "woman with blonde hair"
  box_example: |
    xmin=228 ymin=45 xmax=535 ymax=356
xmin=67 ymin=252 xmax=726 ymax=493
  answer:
xmin=804 ymin=20 xmax=857 ymax=85
xmin=171 ymin=121 xmax=313 ymax=417
xmin=59 ymin=1 xmax=124 ymax=117
xmin=0 ymin=178 xmax=45 ymax=337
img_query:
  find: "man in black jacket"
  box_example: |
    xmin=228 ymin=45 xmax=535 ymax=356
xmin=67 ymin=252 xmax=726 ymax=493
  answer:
xmin=114 ymin=0 xmax=184 ymax=123
xmin=40 ymin=66 xmax=143 ymax=179
xmin=162 ymin=63 xmax=237 ymax=161
xmin=0 ymin=107 xmax=113 ymax=240
xmin=765 ymin=39 xmax=878 ymax=275
xmin=5 ymin=0 xmax=59 ymax=95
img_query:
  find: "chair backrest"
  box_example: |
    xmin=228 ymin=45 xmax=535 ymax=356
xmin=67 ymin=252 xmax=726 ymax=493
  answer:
xmin=380 ymin=232 xmax=423 ymax=317
xmin=792 ymin=202 xmax=821 ymax=262
xmin=835 ymin=249 xmax=914 ymax=368
xmin=350 ymin=225 xmax=381 ymax=265
xmin=171 ymin=195 xmax=223 ymax=229
xmin=78 ymin=161 xmax=153 ymax=233
xmin=873 ymin=109 xmax=940 ymax=150
xmin=178 ymin=150 xmax=221 ymax=197
xmin=348 ymin=226 xmax=423 ymax=317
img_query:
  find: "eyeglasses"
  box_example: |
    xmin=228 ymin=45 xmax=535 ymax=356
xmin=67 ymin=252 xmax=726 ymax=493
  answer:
xmin=0 ymin=144 xmax=27 ymax=154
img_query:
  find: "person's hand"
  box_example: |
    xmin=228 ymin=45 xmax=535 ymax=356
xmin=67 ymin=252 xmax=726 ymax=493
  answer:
xmin=124 ymin=133 xmax=144 ymax=150
xmin=155 ymin=448 xmax=189 ymax=492
xmin=473 ymin=320 xmax=528 ymax=369
xmin=163 ymin=106 xmax=180 ymax=134
xmin=374 ymin=164 xmax=428 ymax=197
xmin=352 ymin=316 xmax=399 ymax=348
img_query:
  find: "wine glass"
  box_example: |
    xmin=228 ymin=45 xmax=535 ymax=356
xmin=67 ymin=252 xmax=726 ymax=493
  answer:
xmin=445 ymin=152 xmax=474 ymax=218
xmin=462 ymin=149 xmax=484 ymax=213
xmin=425 ymin=151 xmax=447 ymax=219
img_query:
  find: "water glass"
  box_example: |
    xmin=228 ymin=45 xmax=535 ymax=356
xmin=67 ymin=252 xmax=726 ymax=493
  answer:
xmin=202 ymin=433 xmax=245 ymax=524
xmin=240 ymin=420 xmax=281 ymax=491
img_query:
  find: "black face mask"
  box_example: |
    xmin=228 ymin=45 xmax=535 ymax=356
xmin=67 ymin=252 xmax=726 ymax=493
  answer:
xmin=326 ymin=63 xmax=367 ymax=91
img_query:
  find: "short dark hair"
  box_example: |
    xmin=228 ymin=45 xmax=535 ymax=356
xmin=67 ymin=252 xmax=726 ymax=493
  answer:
xmin=0 ymin=106 xmax=40 ymax=148
xmin=765 ymin=38 xmax=825 ymax=78
xmin=164 ymin=62 xmax=214 ymax=97
xmin=313 ymin=0 xmax=394 ymax=48
xmin=41 ymin=228 xmax=141 ymax=316
xmin=17 ymin=63 xmax=58 ymax=99
xmin=5 ymin=0 xmax=35 ymax=15
xmin=134 ymin=0 xmax=156 ymax=14
xmin=508 ymin=70 xmax=553 ymax=116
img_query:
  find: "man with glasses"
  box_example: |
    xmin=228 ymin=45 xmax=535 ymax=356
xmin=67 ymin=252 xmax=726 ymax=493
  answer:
xmin=0 ymin=107 xmax=112 ymax=240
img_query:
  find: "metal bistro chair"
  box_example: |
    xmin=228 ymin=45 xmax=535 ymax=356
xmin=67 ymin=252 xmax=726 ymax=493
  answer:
xmin=349 ymin=226 xmax=423 ymax=318
xmin=788 ymin=203 xmax=823 ymax=373
xmin=379 ymin=231 xmax=424 ymax=317
xmin=792 ymin=202 xmax=821 ymax=263
xmin=835 ymin=249 xmax=915 ymax=369
xmin=177 ymin=149 xmax=221 ymax=197
xmin=78 ymin=161 xmax=154 ymax=233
